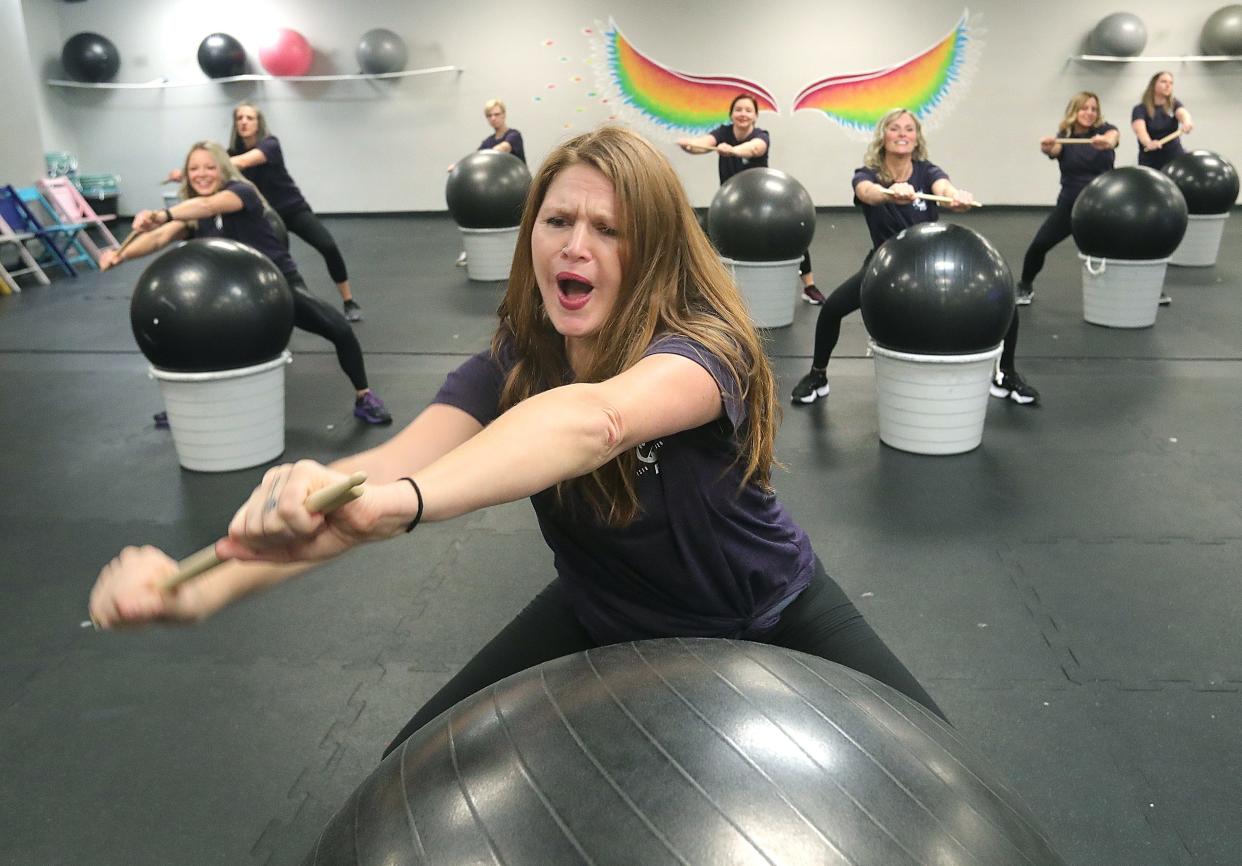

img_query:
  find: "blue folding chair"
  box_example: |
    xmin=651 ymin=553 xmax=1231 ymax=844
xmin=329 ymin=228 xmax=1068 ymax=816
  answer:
xmin=0 ymin=185 xmax=80 ymax=277
xmin=16 ymin=185 xmax=97 ymax=271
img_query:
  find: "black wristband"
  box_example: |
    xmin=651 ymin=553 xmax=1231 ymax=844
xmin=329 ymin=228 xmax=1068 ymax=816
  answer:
xmin=163 ymin=208 xmax=174 ymax=224
xmin=399 ymin=476 xmax=423 ymax=533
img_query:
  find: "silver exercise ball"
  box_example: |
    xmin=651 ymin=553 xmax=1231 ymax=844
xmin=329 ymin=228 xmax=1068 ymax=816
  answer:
xmin=1088 ymin=12 xmax=1148 ymax=56
xmin=1201 ymin=5 xmax=1242 ymax=54
xmin=356 ymin=28 xmax=408 ymax=75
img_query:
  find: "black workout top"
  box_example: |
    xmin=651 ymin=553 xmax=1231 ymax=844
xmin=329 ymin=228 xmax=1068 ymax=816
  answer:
xmin=192 ymin=181 xmax=297 ymax=275
xmin=852 ymin=161 xmax=949 ymax=249
xmin=1053 ymin=123 xmax=1117 ymax=205
xmin=1131 ymin=100 xmax=1186 ymax=168
xmin=708 ymin=124 xmax=771 ymax=185
xmin=479 ymin=128 xmax=526 ymax=164
xmin=229 ymin=136 xmax=309 ymax=215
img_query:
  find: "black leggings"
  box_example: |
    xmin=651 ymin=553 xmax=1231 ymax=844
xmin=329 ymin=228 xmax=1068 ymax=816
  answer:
xmin=381 ymin=557 xmax=944 ymax=757
xmin=1020 ymin=200 xmax=1073 ymax=286
xmin=811 ymin=253 xmax=1022 ymax=373
xmin=287 ymin=272 xmax=368 ymax=390
xmin=800 ymin=250 xmax=812 ymax=277
xmin=282 ymin=207 xmax=349 ymax=284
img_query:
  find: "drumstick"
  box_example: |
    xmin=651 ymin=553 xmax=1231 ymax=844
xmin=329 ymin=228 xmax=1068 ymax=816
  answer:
xmin=1156 ymin=129 xmax=1183 ymax=146
xmin=162 ymin=471 xmax=368 ymax=590
xmin=1054 ymin=138 xmax=1094 ymax=144
xmin=880 ymin=188 xmax=984 ymax=208
xmin=114 ymin=229 xmax=143 ymax=256
xmin=680 ymin=143 xmax=716 ymax=155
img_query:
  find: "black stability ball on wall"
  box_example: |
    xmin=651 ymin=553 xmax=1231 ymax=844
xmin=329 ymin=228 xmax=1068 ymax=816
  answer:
xmin=302 ymin=639 xmax=1065 ymax=866
xmin=445 ymin=151 xmax=532 ymax=229
xmin=130 ymin=239 xmax=294 ymax=372
xmin=861 ymin=222 xmax=1015 ymax=355
xmin=61 ymin=32 xmax=120 ymax=83
xmin=197 ymin=32 xmax=247 ymax=79
xmin=1162 ymin=150 xmax=1240 ymax=215
xmin=1071 ymin=166 xmax=1189 ymax=259
xmin=707 ymin=168 xmax=815 ymax=261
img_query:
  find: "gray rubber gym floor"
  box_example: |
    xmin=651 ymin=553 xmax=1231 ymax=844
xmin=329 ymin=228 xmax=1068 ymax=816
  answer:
xmin=2 ymin=209 xmax=1239 ymax=865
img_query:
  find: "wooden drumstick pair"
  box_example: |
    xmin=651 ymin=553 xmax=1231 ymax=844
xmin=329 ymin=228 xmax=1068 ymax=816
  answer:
xmin=880 ymin=187 xmax=985 ymax=208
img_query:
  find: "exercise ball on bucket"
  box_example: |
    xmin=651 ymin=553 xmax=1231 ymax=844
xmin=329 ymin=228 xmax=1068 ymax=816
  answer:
xmin=302 ymin=639 xmax=1065 ymax=866
xmin=861 ymin=222 xmax=1015 ymax=455
xmin=1162 ymin=150 xmax=1239 ymax=266
xmin=446 ymin=151 xmax=532 ymax=281
xmin=1071 ymin=166 xmax=1188 ymax=327
xmin=130 ymin=238 xmax=295 ymax=472
xmin=708 ymin=167 xmax=815 ymax=328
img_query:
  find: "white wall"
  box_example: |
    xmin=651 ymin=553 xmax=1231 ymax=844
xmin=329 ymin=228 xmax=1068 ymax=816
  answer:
xmin=1 ymin=0 xmax=47 ymax=181
xmin=17 ymin=0 xmax=1242 ymax=212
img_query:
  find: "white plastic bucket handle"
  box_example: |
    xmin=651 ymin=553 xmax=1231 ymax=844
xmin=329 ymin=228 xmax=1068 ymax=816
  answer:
xmin=1084 ymin=255 xmax=1108 ymax=276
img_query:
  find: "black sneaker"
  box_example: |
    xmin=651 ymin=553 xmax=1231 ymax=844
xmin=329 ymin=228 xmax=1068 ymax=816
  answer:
xmin=153 ymin=411 xmax=170 ymax=429
xmin=990 ymin=370 xmax=1040 ymax=406
xmin=801 ymin=285 xmax=826 ymax=305
xmin=791 ymin=369 xmax=830 ymax=405
xmin=1158 ymin=293 xmax=1171 ymax=306
xmin=354 ymin=391 xmax=393 ymax=425
xmin=1015 ymin=281 xmax=1033 ymax=306
xmin=343 ymin=299 xmax=363 ymax=322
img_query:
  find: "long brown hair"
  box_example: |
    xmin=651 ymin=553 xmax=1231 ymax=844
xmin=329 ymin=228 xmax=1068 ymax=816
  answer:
xmin=493 ymin=126 xmax=778 ymax=525
xmin=863 ymin=109 xmax=929 ymax=184
xmin=1058 ymin=92 xmax=1105 ymax=137
xmin=228 ymin=102 xmax=271 ymax=153
xmin=1140 ymin=71 xmax=1173 ymax=118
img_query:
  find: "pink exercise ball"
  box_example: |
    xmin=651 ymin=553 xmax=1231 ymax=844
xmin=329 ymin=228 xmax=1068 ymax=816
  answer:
xmin=259 ymin=28 xmax=313 ymax=76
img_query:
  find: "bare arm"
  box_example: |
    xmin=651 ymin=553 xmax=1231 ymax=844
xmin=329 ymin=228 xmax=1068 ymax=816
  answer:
xmin=98 ymin=220 xmax=188 ymax=270
xmin=1175 ymin=106 xmax=1194 ymax=134
xmin=1132 ymin=118 xmax=1154 ymax=149
xmin=724 ymin=137 xmax=767 ymax=159
xmin=855 ymin=179 xmax=904 ymax=206
xmin=930 ymin=178 xmax=975 ymax=211
xmin=231 ymin=148 xmax=268 ymax=169
xmin=677 ymin=133 xmax=721 ymax=153
xmin=1040 ymin=135 xmax=1061 ymax=158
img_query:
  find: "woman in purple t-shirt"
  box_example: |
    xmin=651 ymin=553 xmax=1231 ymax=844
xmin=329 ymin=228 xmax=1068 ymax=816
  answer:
xmin=1131 ymin=71 xmax=1194 ymax=171
xmin=1016 ymin=92 xmax=1119 ymax=307
xmin=677 ymin=93 xmax=823 ymax=304
xmin=101 ymin=141 xmax=392 ymax=426
xmin=89 ymin=127 xmax=941 ymax=758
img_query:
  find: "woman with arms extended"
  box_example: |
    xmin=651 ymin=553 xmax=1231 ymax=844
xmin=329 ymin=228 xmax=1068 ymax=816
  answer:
xmin=1131 ymin=71 xmax=1193 ymax=172
xmin=1016 ymin=92 xmax=1119 ymax=307
xmin=102 ymin=141 xmax=392 ymax=425
xmin=677 ymin=93 xmax=823 ymax=304
xmin=90 ymin=126 xmax=942 ymax=759
xmin=789 ymin=108 xmax=1039 ymax=407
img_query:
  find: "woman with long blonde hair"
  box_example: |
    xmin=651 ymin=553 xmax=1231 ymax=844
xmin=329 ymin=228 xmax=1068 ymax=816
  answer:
xmin=101 ymin=141 xmax=392 ymax=425
xmin=1016 ymin=92 xmax=1119 ymax=308
xmin=1131 ymin=71 xmax=1194 ymax=171
xmin=89 ymin=126 xmax=941 ymax=758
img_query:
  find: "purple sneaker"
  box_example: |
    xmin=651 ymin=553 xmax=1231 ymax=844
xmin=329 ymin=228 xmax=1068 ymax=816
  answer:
xmin=354 ymin=391 xmax=392 ymax=425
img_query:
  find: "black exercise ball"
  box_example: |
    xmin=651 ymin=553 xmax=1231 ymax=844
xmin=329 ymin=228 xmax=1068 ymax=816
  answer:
xmin=1071 ymin=166 xmax=1188 ymax=259
xmin=445 ymin=151 xmax=532 ymax=229
xmin=861 ymin=222 xmax=1015 ymax=355
xmin=197 ymin=32 xmax=247 ymax=79
xmin=130 ymin=239 xmax=294 ymax=373
xmin=303 ymin=639 xmax=1064 ymax=865
xmin=708 ymin=168 xmax=815 ymax=261
xmin=1161 ymin=150 xmax=1240 ymax=215
xmin=61 ymin=32 xmax=120 ymax=83
xmin=263 ymin=207 xmax=289 ymax=249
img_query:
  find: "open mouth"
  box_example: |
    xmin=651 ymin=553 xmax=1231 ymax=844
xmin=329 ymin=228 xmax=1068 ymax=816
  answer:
xmin=556 ymin=272 xmax=594 ymax=310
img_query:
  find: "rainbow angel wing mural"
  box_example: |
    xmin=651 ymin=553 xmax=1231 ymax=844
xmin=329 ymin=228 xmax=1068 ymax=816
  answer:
xmin=793 ymin=10 xmax=980 ymax=134
xmin=595 ymin=19 xmax=778 ymax=134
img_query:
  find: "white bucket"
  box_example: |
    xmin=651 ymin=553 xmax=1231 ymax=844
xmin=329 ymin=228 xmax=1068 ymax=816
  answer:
xmin=1078 ymin=254 xmax=1167 ymax=329
xmin=870 ymin=342 xmax=1003 ymax=456
xmin=1169 ymin=213 xmax=1228 ymax=267
xmin=149 ymin=351 xmax=292 ymax=473
xmin=460 ymin=226 xmax=519 ymax=282
xmin=721 ymin=256 xmax=802 ymax=328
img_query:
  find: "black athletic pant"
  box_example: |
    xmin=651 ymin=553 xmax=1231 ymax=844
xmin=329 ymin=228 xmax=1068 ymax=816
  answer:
xmin=282 ymin=206 xmax=349 ymax=284
xmin=800 ymin=250 xmax=812 ymax=277
xmin=287 ymin=272 xmax=368 ymax=390
xmin=1020 ymin=200 xmax=1073 ymax=286
xmin=381 ymin=557 xmax=944 ymax=758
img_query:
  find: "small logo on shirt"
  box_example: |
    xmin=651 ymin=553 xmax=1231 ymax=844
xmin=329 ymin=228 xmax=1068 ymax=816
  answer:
xmin=912 ymin=196 xmax=928 ymax=212
xmin=636 ymin=440 xmax=664 ymax=477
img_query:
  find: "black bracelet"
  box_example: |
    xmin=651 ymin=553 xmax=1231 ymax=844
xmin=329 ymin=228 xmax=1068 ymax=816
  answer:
xmin=399 ymin=476 xmax=423 ymax=533
xmin=163 ymin=208 xmax=174 ymax=224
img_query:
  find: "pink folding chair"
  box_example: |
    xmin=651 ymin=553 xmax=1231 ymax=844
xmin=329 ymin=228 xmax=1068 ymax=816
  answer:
xmin=36 ymin=176 xmax=120 ymax=263
xmin=0 ymin=214 xmax=52 ymax=294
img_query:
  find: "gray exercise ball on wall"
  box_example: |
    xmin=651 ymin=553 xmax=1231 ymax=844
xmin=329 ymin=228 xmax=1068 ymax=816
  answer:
xmin=1088 ymin=12 xmax=1148 ymax=56
xmin=1201 ymin=5 xmax=1242 ymax=54
xmin=301 ymin=639 xmax=1066 ymax=866
xmin=356 ymin=28 xmax=408 ymax=74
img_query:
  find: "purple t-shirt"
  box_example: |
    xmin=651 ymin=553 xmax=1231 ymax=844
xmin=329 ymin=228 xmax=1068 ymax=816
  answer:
xmin=1131 ymin=100 xmax=1185 ymax=167
xmin=708 ymin=124 xmax=771 ymax=184
xmin=1053 ymin=122 xmax=1117 ymax=204
xmin=852 ymin=161 xmax=949 ymax=249
xmin=192 ymin=181 xmax=297 ymax=276
xmin=479 ymin=128 xmax=526 ymax=165
xmin=229 ymin=136 xmax=309 ymax=215
xmin=432 ymin=335 xmax=815 ymax=643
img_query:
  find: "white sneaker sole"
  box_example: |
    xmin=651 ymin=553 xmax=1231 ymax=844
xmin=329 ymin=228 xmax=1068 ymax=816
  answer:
xmin=793 ymin=385 xmax=830 ymax=404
